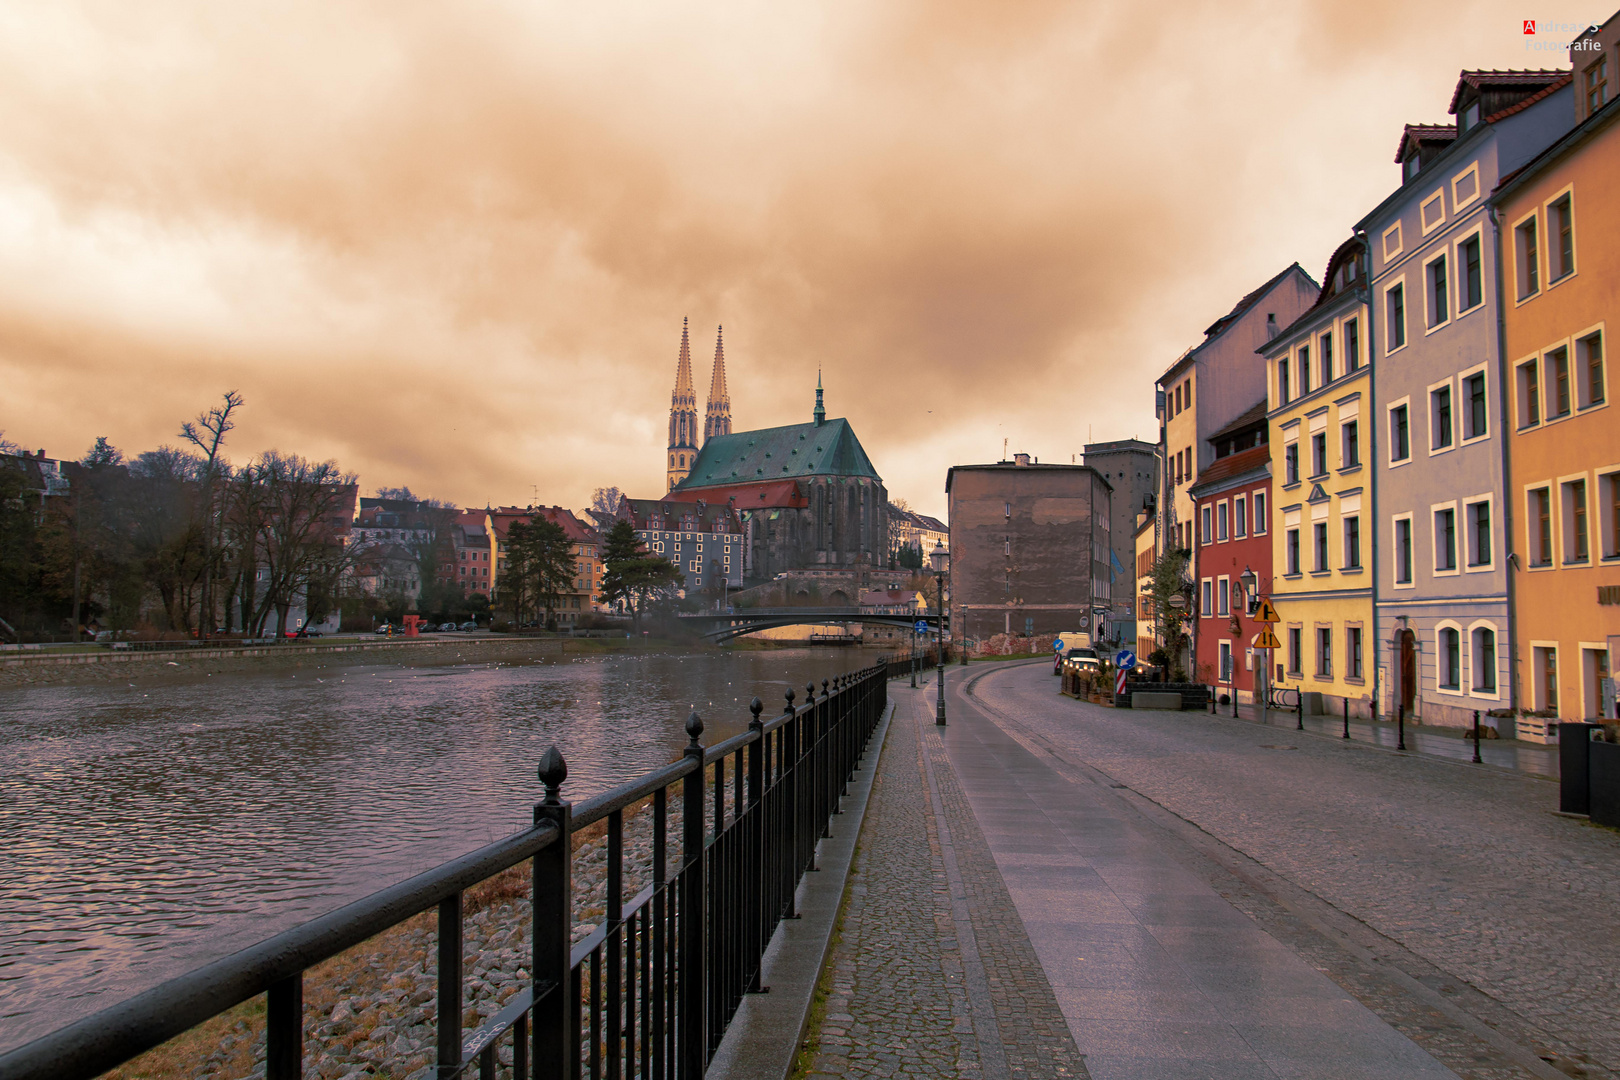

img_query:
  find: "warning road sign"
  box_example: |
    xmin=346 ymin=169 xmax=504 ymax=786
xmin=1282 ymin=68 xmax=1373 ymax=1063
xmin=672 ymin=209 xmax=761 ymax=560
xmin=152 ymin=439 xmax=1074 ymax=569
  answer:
xmin=1254 ymin=597 xmax=1281 ymax=623
xmin=1253 ymin=629 xmax=1282 ymax=650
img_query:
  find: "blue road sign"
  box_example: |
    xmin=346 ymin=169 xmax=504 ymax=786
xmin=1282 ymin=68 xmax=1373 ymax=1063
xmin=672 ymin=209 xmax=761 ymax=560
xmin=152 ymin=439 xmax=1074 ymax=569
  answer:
xmin=1115 ymin=649 xmax=1137 ymax=670
xmin=1053 ymin=637 xmax=1065 ymax=653
xmin=914 ymin=619 xmax=930 ymax=634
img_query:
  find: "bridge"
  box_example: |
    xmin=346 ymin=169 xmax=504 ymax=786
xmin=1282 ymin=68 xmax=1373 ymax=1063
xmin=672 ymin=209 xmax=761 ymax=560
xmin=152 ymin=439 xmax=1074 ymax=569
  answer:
xmin=680 ymin=607 xmax=945 ymax=643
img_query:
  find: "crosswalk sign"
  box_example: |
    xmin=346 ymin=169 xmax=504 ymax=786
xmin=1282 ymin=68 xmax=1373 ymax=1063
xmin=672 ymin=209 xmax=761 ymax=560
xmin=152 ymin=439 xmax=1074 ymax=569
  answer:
xmin=1253 ymin=629 xmax=1282 ymax=650
xmin=1254 ymin=597 xmax=1281 ymax=623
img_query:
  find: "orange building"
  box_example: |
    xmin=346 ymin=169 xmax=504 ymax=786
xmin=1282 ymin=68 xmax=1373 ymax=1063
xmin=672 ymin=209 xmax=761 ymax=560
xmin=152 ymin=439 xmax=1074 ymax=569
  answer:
xmin=1493 ymin=20 xmax=1620 ymax=731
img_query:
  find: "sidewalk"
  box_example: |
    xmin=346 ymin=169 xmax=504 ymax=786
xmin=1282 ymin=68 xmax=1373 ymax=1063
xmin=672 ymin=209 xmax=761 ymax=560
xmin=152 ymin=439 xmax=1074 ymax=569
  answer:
xmin=1213 ymin=697 xmax=1559 ymax=778
xmin=795 ymin=676 xmax=1466 ymax=1080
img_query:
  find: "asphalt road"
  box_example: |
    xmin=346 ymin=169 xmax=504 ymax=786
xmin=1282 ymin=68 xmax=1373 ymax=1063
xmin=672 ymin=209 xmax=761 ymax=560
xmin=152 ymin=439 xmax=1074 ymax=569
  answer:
xmin=952 ymin=660 xmax=1620 ymax=1080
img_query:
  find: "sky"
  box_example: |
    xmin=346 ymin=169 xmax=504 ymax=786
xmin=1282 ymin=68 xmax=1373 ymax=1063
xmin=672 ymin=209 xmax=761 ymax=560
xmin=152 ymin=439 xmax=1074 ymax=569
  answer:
xmin=0 ymin=0 xmax=1604 ymax=518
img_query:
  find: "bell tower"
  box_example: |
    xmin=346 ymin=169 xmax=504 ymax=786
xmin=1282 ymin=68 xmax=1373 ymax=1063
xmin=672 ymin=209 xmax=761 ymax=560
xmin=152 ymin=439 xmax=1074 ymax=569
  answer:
xmin=704 ymin=325 xmax=732 ymax=444
xmin=667 ymin=318 xmax=700 ymax=490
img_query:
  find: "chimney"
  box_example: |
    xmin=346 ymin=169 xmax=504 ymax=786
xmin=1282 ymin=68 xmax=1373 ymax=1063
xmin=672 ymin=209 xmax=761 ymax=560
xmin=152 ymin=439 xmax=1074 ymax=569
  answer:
xmin=1014 ymin=453 xmax=1031 ymax=466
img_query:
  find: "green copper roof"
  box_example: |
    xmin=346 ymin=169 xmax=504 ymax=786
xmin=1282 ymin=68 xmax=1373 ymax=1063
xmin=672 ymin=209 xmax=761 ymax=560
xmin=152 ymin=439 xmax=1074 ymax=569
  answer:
xmin=673 ymin=418 xmax=881 ymax=490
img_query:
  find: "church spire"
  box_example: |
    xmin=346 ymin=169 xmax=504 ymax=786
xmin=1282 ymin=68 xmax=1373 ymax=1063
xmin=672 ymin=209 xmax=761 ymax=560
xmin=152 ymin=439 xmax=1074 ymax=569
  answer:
xmin=704 ymin=325 xmax=732 ymax=443
xmin=813 ymin=368 xmax=826 ymax=426
xmin=668 ymin=318 xmax=700 ymax=491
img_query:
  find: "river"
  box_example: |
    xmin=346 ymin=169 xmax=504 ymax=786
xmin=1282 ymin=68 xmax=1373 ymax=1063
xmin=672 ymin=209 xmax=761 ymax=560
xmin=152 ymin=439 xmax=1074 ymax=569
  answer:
xmin=0 ymin=644 xmax=885 ymax=1051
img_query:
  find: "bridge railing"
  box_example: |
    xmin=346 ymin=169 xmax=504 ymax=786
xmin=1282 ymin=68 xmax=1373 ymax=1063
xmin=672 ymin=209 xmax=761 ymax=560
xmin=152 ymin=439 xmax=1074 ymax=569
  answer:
xmin=0 ymin=665 xmax=890 ymax=1080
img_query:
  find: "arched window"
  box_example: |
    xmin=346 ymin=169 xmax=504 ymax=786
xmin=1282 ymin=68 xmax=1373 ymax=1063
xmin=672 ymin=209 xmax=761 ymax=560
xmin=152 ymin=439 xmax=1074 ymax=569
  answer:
xmin=1467 ymin=620 xmax=1499 ymax=696
xmin=1436 ymin=622 xmax=1463 ymax=691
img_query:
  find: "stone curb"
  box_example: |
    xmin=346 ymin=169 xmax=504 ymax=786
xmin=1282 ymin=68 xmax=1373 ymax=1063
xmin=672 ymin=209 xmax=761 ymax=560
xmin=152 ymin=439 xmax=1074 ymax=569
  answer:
xmin=705 ymin=699 xmax=896 ymax=1080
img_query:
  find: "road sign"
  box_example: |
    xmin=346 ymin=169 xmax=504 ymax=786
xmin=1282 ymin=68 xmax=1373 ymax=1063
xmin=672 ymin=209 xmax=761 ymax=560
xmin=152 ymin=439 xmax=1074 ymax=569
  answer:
xmin=1253 ymin=629 xmax=1282 ymax=650
xmin=1052 ymin=637 xmax=1065 ymax=654
xmin=1167 ymin=595 xmax=1187 ymax=610
xmin=1115 ymin=649 xmax=1137 ymax=670
xmin=914 ymin=619 xmax=930 ymax=634
xmin=1254 ymin=597 xmax=1281 ymax=623
xmin=1115 ymin=669 xmax=1128 ymax=697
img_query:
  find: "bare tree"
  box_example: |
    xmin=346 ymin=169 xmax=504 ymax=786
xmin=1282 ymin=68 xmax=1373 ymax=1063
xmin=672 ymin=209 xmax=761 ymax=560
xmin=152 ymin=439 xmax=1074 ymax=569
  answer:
xmin=179 ymin=391 xmax=243 ymax=637
xmin=238 ymin=451 xmax=355 ymax=636
xmin=591 ymin=487 xmax=626 ymax=516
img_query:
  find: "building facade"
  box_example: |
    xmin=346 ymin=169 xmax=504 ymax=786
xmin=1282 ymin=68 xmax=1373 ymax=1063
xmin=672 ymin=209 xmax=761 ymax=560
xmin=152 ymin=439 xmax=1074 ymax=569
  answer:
xmin=1262 ymin=239 xmax=1376 ymax=716
xmin=1494 ymin=24 xmax=1620 ymax=731
xmin=618 ymin=498 xmax=744 ymax=603
xmin=1083 ymin=438 xmax=1158 ymax=642
xmin=1188 ymin=415 xmax=1272 ymax=703
xmin=945 ymin=456 xmax=1112 ymax=647
xmin=1362 ymin=70 xmax=1573 ymax=729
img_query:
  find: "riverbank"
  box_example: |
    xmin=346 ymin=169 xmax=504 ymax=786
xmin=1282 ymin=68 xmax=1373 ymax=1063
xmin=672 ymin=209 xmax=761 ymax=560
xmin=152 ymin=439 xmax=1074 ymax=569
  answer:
xmin=0 ymin=634 xmax=791 ymax=689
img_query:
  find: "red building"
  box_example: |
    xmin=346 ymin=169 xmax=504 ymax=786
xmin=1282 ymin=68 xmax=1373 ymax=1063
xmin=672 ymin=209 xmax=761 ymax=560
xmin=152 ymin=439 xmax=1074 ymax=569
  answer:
xmin=1188 ymin=402 xmax=1272 ymax=704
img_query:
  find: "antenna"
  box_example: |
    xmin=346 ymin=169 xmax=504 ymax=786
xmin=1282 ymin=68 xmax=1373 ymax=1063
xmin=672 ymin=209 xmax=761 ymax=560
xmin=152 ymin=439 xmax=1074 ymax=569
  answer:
xmin=1003 ymin=437 xmax=1008 ymax=461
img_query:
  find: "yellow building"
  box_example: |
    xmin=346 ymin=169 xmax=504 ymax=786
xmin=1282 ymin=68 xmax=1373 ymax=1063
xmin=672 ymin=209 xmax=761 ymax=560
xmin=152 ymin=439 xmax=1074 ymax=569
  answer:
xmin=1261 ymin=239 xmax=1377 ymax=716
xmin=1494 ymin=24 xmax=1620 ymax=731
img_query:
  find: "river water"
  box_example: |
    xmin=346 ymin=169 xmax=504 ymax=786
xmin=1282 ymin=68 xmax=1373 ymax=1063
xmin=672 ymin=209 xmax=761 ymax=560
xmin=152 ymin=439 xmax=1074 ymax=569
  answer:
xmin=0 ymin=645 xmax=885 ymax=1051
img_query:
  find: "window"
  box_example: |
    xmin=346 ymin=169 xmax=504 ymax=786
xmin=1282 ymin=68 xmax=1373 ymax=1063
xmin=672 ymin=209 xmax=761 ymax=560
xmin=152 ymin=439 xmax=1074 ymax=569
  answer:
xmin=1201 ymin=505 xmax=1212 ymax=545
xmin=1253 ymin=492 xmax=1267 ymax=534
xmin=1201 ymin=578 xmax=1212 ymax=617
xmin=1427 ymin=254 xmax=1449 ymax=328
xmin=1428 ymin=385 xmax=1452 ymax=450
xmin=1286 ymin=527 xmax=1300 ymax=575
xmin=1345 ymin=318 xmax=1360 ymax=373
xmin=1320 ymin=333 xmax=1333 ymax=385
xmin=1439 ymin=627 xmax=1461 ymax=690
xmin=1342 ymin=420 xmax=1360 ymax=468
xmin=1299 ymin=345 xmax=1312 ymax=396
xmin=1348 ymin=626 xmax=1364 ymax=681
xmin=1464 ymin=372 xmax=1487 ymax=439
xmin=1313 ymin=522 xmax=1329 ymax=572
xmin=1234 ymin=495 xmax=1248 ymax=537
xmin=1518 ymin=359 xmax=1541 ymax=427
xmin=1587 ymin=55 xmax=1610 ymax=114
xmin=1468 ymin=500 xmax=1492 ymax=567
xmin=1473 ymin=628 xmax=1497 ymax=692
xmin=1316 ymin=627 xmax=1333 ymax=678
xmin=1565 ymin=478 xmax=1589 ymax=563
xmin=1278 ymin=359 xmax=1291 ymax=405
xmin=1395 ymin=517 xmax=1413 ymax=583
xmin=1217 ymin=502 xmax=1229 ymax=541
xmin=1579 ymin=332 xmax=1605 ymax=408
xmin=1435 ymin=507 xmax=1457 ymax=571
xmin=1288 ymin=627 xmax=1302 ymax=676
xmin=1606 ymin=472 xmax=1620 ymax=559
xmin=1515 ymin=217 xmax=1539 ymax=299
xmin=1387 ymin=283 xmax=1406 ymax=348
xmin=1311 ymin=432 xmax=1327 ymax=477
xmin=1457 ymin=234 xmax=1482 ymax=313
xmin=1285 ymin=442 xmax=1299 ymax=485
xmin=1548 ymin=347 xmax=1571 ymax=418
xmin=1219 ymin=641 xmax=1233 ymax=683
xmin=1344 ymin=515 xmax=1361 ymax=569
xmin=1218 ymin=577 xmax=1230 ymax=616
xmin=1390 ymin=403 xmax=1410 ymax=461
xmin=1549 ymin=195 xmax=1574 ymax=281
xmin=1530 ymin=487 xmax=1553 ymax=566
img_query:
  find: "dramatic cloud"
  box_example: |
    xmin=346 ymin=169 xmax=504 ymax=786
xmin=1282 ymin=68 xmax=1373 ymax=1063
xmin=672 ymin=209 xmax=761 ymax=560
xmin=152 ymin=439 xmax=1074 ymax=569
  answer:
xmin=0 ymin=0 xmax=1583 ymax=515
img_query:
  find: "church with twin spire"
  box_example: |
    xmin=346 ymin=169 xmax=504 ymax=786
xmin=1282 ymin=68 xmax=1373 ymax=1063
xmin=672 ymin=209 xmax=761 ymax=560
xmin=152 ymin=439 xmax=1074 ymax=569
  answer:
xmin=659 ymin=319 xmax=889 ymax=584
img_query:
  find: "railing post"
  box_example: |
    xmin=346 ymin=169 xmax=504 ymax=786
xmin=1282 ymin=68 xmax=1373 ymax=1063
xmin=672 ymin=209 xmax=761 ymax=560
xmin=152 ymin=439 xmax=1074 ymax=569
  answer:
xmin=1343 ymin=696 xmax=1350 ymax=740
xmin=532 ymin=747 xmax=574 ymax=1080
xmin=781 ymin=688 xmax=799 ymax=919
xmin=1296 ymin=690 xmax=1304 ymax=732
xmin=1473 ymin=709 xmax=1483 ymax=764
xmin=606 ymin=808 xmax=623 ymax=1080
xmin=746 ymin=698 xmax=766 ymax=993
xmin=1398 ymin=704 xmax=1407 ymax=751
xmin=437 ymin=892 xmax=463 ymax=1079
xmin=266 ymin=974 xmax=302 ymax=1080
xmin=681 ymin=711 xmax=707 ymax=1078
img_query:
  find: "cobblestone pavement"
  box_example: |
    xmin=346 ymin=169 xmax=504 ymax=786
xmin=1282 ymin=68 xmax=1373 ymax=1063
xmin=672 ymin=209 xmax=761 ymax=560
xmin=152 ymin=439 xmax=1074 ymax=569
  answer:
xmin=797 ymin=688 xmax=1088 ymax=1079
xmin=966 ymin=661 xmax=1620 ymax=1080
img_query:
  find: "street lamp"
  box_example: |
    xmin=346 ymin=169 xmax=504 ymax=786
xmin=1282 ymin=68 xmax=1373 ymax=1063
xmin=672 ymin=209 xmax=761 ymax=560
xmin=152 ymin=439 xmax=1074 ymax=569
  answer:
xmin=930 ymin=541 xmax=949 ymax=725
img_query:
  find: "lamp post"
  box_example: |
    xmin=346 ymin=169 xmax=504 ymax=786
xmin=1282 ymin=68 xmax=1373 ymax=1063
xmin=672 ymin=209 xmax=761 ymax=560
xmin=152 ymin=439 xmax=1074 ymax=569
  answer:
xmin=931 ymin=541 xmax=949 ymax=725
xmin=910 ymin=607 xmax=918 ymax=689
xmin=1239 ymin=565 xmax=1257 ymax=718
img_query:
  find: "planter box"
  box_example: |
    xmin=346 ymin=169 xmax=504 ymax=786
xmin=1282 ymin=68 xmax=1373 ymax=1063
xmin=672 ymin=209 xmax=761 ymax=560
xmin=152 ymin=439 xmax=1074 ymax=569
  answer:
xmin=1131 ymin=691 xmax=1184 ymax=710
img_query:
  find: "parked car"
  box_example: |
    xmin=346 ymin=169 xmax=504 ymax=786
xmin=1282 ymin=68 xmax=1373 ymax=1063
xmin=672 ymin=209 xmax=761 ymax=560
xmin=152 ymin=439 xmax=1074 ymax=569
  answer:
xmin=374 ymin=624 xmax=393 ymax=635
xmin=1062 ymin=648 xmax=1101 ymax=674
xmin=436 ymin=622 xmax=455 ymax=632
xmin=459 ymin=621 xmax=478 ymax=632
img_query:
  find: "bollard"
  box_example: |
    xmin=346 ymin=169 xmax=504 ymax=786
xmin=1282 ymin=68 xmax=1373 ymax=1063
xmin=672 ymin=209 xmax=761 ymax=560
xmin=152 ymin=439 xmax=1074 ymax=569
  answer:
xmin=1397 ymin=704 xmax=1406 ymax=751
xmin=1343 ymin=696 xmax=1350 ymax=739
xmin=1296 ymin=690 xmax=1304 ymax=732
xmin=1472 ymin=709 xmax=1483 ymax=764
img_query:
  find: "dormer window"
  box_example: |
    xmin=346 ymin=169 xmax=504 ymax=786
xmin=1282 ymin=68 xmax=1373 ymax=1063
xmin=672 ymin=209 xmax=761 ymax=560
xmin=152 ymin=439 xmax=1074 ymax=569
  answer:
xmin=1458 ymin=100 xmax=1480 ymax=133
xmin=1403 ymin=155 xmax=1421 ymax=182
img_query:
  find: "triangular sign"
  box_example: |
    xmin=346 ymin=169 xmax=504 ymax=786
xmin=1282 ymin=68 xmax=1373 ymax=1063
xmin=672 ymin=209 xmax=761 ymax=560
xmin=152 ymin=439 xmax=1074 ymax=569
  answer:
xmin=1253 ymin=629 xmax=1282 ymax=650
xmin=1254 ymin=597 xmax=1281 ymax=623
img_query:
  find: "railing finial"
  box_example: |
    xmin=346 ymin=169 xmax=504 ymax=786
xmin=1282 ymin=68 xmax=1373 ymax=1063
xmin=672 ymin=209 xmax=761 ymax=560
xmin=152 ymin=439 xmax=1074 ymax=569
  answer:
xmin=807 ymin=682 xmax=817 ymax=704
xmin=539 ymin=745 xmax=568 ymax=804
xmin=686 ymin=710 xmax=705 ymax=747
xmin=749 ymin=696 xmax=763 ymax=721
xmin=784 ymin=687 xmax=796 ymax=713
xmin=822 ymin=678 xmax=830 ymax=697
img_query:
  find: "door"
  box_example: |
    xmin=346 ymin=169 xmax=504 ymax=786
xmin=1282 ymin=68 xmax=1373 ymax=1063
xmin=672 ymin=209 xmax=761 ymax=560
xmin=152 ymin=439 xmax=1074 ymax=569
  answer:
xmin=1399 ymin=630 xmax=1417 ymax=713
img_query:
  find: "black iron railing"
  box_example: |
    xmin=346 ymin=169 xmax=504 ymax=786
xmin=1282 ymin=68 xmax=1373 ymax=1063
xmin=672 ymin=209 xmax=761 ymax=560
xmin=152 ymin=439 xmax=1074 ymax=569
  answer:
xmin=880 ymin=646 xmax=950 ymax=681
xmin=0 ymin=664 xmax=890 ymax=1080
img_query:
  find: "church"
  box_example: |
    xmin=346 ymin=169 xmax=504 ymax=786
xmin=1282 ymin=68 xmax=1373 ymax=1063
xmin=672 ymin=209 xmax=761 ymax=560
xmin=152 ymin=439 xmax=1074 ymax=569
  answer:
xmin=660 ymin=319 xmax=889 ymax=585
